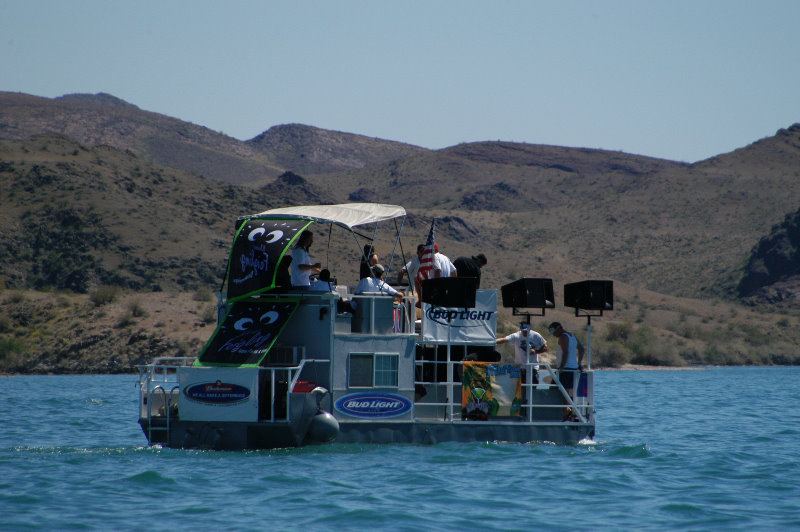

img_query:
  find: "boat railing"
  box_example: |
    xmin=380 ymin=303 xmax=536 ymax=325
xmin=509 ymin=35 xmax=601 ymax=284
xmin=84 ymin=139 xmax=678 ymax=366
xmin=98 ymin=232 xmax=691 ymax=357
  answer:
xmin=413 ymin=360 xmax=592 ymax=423
xmin=136 ymin=358 xmax=195 ymax=437
xmin=257 ymin=358 xmax=331 ymax=422
xmin=346 ymin=293 xmax=416 ymax=335
xmin=137 ymin=357 xmax=331 ymax=425
xmin=137 ymin=357 xmax=196 ymax=384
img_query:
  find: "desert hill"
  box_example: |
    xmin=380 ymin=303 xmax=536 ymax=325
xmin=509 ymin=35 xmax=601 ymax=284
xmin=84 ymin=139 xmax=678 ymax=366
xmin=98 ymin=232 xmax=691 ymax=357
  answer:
xmin=0 ymin=92 xmax=427 ymax=183
xmin=298 ymin=129 xmax=800 ymax=301
xmin=248 ymin=124 xmax=428 ymax=175
xmin=739 ymin=203 xmax=800 ymax=305
xmin=1 ymin=91 xmax=800 ymax=373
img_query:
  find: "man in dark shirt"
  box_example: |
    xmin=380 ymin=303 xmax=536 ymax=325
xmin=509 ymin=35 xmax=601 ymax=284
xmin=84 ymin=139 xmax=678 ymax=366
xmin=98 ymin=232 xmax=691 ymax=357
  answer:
xmin=453 ymin=253 xmax=487 ymax=288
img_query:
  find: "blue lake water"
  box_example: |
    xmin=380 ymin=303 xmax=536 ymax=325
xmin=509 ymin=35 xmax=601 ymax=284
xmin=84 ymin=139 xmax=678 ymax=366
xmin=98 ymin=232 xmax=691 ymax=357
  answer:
xmin=1 ymin=367 xmax=799 ymax=531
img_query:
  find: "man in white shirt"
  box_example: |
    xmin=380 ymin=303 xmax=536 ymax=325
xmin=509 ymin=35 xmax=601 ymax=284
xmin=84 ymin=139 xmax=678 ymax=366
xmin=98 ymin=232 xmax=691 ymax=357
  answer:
xmin=496 ymin=323 xmax=548 ymax=384
xmin=344 ymin=264 xmax=403 ymax=313
xmin=433 ymin=243 xmax=457 ymax=278
xmin=354 ymin=264 xmax=401 ymax=298
xmin=397 ymin=244 xmax=424 ymax=288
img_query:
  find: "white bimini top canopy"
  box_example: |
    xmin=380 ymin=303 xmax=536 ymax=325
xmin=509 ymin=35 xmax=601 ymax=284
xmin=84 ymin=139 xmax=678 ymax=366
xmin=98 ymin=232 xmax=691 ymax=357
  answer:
xmin=247 ymin=203 xmax=406 ymax=230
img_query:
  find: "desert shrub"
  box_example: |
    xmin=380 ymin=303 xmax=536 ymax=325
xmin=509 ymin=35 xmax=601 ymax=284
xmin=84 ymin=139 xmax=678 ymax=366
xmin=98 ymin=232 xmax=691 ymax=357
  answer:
xmin=116 ymin=311 xmax=135 ymax=329
xmin=193 ymin=289 xmax=213 ymax=302
xmin=737 ymin=324 xmax=772 ymax=347
xmin=666 ymin=320 xmax=712 ymax=341
xmin=593 ymin=341 xmax=630 ymax=367
xmin=679 ymin=348 xmax=703 ymax=365
xmin=630 ymin=342 xmax=684 ymax=366
xmin=605 ymin=324 xmax=684 ymax=366
xmin=174 ymin=340 xmax=194 ymax=356
xmin=626 ymin=325 xmax=655 ymax=359
xmin=201 ymin=305 xmax=217 ymax=324
xmin=7 ymin=292 xmax=26 ymax=304
xmin=9 ymin=301 xmax=53 ymax=327
xmin=17 ymin=205 xmax=120 ymax=293
xmin=0 ymin=337 xmax=25 ymax=360
xmin=702 ymin=344 xmax=746 ymax=365
xmin=128 ymin=300 xmax=148 ymax=318
xmin=90 ymin=285 xmax=121 ymax=306
xmin=605 ymin=321 xmax=633 ymax=342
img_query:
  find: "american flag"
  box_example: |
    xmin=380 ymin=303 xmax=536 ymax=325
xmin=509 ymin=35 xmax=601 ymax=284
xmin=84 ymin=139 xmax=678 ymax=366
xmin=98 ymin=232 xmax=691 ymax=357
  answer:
xmin=416 ymin=218 xmax=436 ymax=292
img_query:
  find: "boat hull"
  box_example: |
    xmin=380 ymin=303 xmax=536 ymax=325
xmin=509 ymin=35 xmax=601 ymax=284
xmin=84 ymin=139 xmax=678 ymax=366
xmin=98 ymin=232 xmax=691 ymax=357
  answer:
xmin=335 ymin=420 xmax=594 ymax=445
xmin=139 ymin=417 xmax=593 ymax=450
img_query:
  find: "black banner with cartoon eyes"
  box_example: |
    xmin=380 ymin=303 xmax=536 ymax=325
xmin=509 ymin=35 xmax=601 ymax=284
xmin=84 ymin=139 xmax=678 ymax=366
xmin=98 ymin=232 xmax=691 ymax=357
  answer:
xmin=226 ymin=218 xmax=313 ymax=301
xmin=196 ymin=299 xmax=300 ymax=366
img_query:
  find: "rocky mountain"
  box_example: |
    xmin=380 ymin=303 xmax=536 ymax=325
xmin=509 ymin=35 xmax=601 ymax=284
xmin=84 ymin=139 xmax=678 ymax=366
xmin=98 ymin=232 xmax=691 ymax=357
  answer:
xmin=1 ymin=91 xmax=800 ymax=372
xmin=293 ymin=130 xmax=800 ymax=303
xmin=0 ymin=92 xmax=428 ymax=184
xmin=738 ymin=205 xmax=800 ymax=305
xmin=248 ymin=124 xmax=428 ymax=175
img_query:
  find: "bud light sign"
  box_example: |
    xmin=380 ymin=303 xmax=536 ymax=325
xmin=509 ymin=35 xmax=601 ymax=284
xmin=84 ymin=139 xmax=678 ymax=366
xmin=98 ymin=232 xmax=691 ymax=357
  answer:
xmin=335 ymin=392 xmax=412 ymax=419
xmin=422 ymin=290 xmax=497 ymax=343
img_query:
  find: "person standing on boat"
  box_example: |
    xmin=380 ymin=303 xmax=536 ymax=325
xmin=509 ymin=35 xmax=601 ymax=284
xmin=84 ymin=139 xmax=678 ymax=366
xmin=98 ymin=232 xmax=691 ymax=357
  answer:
xmin=549 ymin=322 xmax=585 ymax=420
xmin=496 ymin=323 xmax=547 ymax=384
xmin=433 ymin=243 xmax=457 ymax=278
xmin=453 ymin=253 xmax=487 ymax=288
xmin=397 ymin=244 xmax=424 ymax=289
xmin=290 ymin=230 xmax=321 ymax=289
xmin=359 ymin=243 xmax=379 ymax=279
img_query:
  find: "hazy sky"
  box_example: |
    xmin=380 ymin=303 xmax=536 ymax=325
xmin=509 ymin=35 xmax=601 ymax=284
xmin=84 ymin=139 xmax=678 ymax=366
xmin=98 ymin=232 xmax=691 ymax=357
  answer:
xmin=2 ymin=1 xmax=798 ymax=162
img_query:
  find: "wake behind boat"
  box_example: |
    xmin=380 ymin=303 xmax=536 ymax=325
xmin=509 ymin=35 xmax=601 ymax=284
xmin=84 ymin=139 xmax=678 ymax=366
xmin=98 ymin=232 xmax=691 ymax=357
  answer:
xmin=137 ymin=203 xmax=612 ymax=449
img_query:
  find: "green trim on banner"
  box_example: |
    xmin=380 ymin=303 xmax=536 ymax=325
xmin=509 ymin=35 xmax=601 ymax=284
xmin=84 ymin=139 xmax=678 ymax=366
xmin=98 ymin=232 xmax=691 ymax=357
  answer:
xmin=193 ymin=297 xmax=302 ymax=367
xmin=225 ymin=218 xmax=315 ymax=303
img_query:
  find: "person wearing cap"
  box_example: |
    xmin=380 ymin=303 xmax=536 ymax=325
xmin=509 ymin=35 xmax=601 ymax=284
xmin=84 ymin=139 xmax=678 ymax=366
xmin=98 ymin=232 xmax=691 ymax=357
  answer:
xmin=354 ymin=264 xmax=402 ymax=299
xmin=453 ymin=253 xmax=488 ymax=288
xmin=309 ymin=269 xmax=335 ymax=292
xmin=548 ymin=321 xmax=585 ymax=420
xmin=496 ymin=323 xmax=548 ymax=385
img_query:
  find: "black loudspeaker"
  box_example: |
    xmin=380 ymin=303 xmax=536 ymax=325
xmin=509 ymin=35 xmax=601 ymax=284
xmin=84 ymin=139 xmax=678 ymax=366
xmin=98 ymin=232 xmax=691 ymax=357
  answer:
xmin=422 ymin=277 xmax=477 ymax=308
xmin=564 ymin=280 xmax=614 ymax=311
xmin=501 ymin=278 xmax=555 ymax=309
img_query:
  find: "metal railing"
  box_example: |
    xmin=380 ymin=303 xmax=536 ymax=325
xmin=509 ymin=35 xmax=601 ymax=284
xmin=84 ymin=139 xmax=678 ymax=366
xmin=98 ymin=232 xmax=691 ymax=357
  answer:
xmin=136 ymin=357 xmax=331 ymax=430
xmin=413 ymin=360 xmax=593 ymax=424
xmin=346 ymin=293 xmax=416 ymax=335
xmin=256 ymin=359 xmax=329 ymax=421
xmin=136 ymin=357 xmax=194 ymax=445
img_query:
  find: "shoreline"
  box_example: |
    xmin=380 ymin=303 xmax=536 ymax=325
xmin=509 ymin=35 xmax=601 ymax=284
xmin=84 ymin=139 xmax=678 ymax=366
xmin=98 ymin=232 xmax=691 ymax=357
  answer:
xmin=598 ymin=364 xmax=705 ymax=371
xmin=0 ymin=364 xmax=777 ymax=377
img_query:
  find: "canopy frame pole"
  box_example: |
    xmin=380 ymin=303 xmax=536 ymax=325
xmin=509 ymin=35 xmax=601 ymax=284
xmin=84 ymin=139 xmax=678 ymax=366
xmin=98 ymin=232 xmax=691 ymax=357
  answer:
xmin=385 ymin=215 xmax=407 ymax=278
xmin=356 ymin=223 xmax=381 ymax=275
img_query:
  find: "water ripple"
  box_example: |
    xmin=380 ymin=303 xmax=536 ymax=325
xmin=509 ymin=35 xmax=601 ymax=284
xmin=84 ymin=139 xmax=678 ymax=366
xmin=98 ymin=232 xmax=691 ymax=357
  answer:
xmin=0 ymin=369 xmax=798 ymax=530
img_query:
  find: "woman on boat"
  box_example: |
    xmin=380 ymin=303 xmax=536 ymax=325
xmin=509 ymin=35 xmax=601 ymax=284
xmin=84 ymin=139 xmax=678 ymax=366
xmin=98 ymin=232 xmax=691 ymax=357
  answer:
xmin=359 ymin=243 xmax=379 ymax=279
xmin=291 ymin=230 xmax=321 ymax=288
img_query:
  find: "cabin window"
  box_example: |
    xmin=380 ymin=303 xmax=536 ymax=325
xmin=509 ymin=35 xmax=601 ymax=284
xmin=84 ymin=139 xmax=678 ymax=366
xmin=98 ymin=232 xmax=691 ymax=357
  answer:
xmin=374 ymin=353 xmax=398 ymax=387
xmin=348 ymin=353 xmax=399 ymax=388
